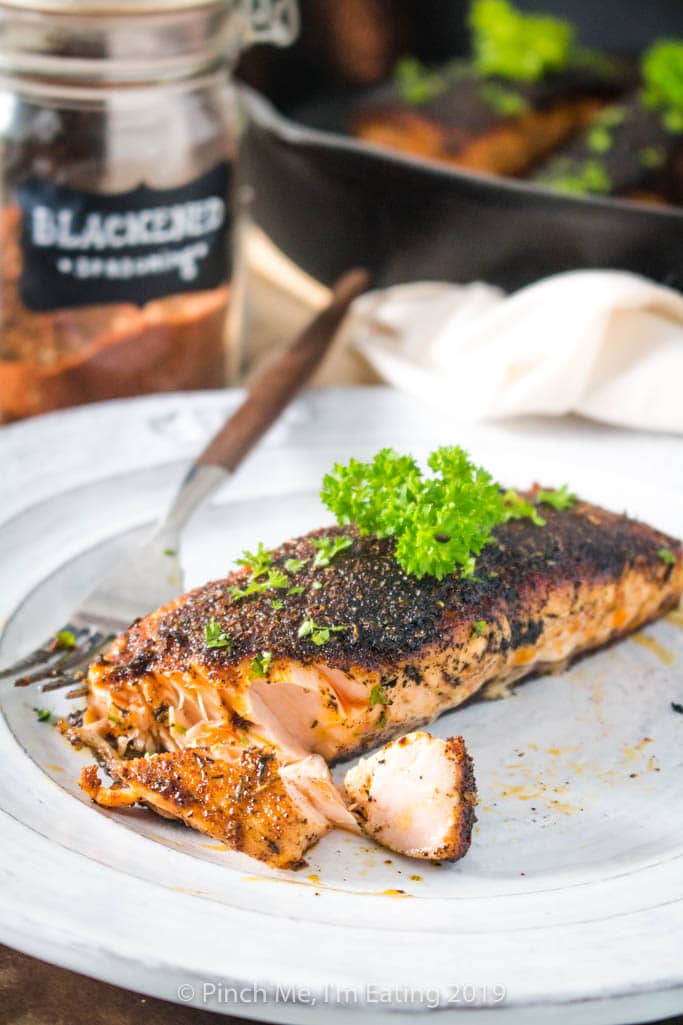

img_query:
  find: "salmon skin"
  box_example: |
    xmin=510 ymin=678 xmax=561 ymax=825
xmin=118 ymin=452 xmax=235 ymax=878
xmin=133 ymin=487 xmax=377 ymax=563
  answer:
xmin=74 ymin=490 xmax=683 ymax=768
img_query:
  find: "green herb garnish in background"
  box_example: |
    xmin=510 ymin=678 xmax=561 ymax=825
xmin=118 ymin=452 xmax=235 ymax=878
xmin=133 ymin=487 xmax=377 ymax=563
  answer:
xmin=394 ymin=56 xmax=448 ymax=104
xmin=537 ymin=485 xmax=576 ymax=510
xmin=312 ymin=535 xmax=353 ymax=568
xmin=478 ymin=81 xmax=529 ymax=116
xmin=639 ymin=146 xmax=666 ymax=169
xmin=586 ymin=124 xmax=612 ymax=153
xmin=53 ymin=629 xmax=76 ymax=650
xmin=250 ymin=651 xmax=273 ymax=679
xmin=204 ymin=618 xmax=232 ymax=650
xmin=641 ymin=39 xmax=683 ymax=131
xmin=469 ymin=0 xmax=574 ymax=83
xmin=34 ymin=707 xmax=55 ymax=724
xmin=297 ymin=618 xmax=347 ymax=647
xmin=657 ymin=548 xmax=676 ymax=566
xmin=536 ymin=157 xmax=612 ymax=196
xmin=471 ymin=620 xmax=488 ymax=638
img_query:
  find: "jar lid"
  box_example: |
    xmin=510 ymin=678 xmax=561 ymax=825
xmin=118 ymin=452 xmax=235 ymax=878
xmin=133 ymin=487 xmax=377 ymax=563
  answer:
xmin=0 ymin=0 xmax=299 ymax=77
xmin=1 ymin=1 xmax=228 ymax=9
xmin=0 ymin=0 xmax=299 ymax=47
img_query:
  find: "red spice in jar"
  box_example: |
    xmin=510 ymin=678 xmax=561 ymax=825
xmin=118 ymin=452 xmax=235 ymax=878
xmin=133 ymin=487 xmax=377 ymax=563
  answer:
xmin=0 ymin=204 xmax=229 ymax=422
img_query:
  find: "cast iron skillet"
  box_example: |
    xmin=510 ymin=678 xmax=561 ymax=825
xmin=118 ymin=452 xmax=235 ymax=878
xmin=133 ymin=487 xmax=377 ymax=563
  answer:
xmin=237 ymin=84 xmax=683 ymax=293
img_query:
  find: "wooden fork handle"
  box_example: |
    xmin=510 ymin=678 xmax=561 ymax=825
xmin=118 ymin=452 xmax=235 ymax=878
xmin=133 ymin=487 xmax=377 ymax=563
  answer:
xmin=197 ymin=267 xmax=370 ymax=473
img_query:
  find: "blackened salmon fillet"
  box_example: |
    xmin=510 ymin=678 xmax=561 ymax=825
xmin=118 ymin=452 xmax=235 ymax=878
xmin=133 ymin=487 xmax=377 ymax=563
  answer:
xmin=74 ymin=489 xmax=682 ymax=767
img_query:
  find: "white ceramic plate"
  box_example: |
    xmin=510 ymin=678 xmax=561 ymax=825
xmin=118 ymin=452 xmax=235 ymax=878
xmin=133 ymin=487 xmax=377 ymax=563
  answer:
xmin=1 ymin=389 xmax=682 ymax=1025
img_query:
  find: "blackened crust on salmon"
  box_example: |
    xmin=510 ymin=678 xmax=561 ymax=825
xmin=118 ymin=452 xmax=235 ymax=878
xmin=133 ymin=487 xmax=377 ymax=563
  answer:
xmin=104 ymin=494 xmax=681 ymax=678
xmin=109 ymin=748 xmax=314 ymax=868
xmin=444 ymin=735 xmax=477 ymax=862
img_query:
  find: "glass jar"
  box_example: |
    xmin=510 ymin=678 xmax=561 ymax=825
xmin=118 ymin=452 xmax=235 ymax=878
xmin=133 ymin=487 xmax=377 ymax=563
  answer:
xmin=0 ymin=0 xmax=297 ymax=421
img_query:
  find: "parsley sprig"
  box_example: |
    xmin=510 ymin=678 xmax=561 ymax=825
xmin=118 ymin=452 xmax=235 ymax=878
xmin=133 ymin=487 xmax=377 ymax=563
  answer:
xmin=322 ymin=447 xmax=505 ymax=580
xmin=321 ymin=446 xmax=577 ymax=581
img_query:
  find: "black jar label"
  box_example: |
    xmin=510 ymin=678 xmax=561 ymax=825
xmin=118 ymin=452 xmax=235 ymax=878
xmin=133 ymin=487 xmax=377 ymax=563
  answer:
xmin=16 ymin=162 xmax=230 ymax=312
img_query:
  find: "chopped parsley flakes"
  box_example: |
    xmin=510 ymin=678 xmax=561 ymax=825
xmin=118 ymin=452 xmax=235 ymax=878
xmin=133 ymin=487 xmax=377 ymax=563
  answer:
xmin=250 ymin=651 xmax=273 ymax=679
xmin=204 ymin=618 xmax=232 ymax=650
xmin=297 ymin=618 xmax=347 ymax=646
xmin=312 ymin=535 xmax=353 ymax=568
xmin=537 ymin=485 xmax=576 ymax=511
xmin=236 ymin=542 xmax=273 ymax=579
xmin=502 ymin=489 xmax=546 ymax=527
xmin=369 ymin=684 xmax=389 ymax=707
xmin=230 ymin=568 xmax=289 ymax=602
xmin=53 ymin=629 xmax=76 ymax=650
xmin=321 ymin=447 xmax=580 ymax=580
xmin=284 ymin=557 xmax=307 ymax=573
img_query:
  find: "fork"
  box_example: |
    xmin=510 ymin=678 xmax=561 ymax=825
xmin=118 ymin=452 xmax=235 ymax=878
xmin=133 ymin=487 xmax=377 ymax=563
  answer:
xmin=1 ymin=268 xmax=369 ymax=692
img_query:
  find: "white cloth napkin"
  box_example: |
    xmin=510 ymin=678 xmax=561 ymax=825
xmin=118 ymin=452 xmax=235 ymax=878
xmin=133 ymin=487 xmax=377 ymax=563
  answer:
xmin=343 ymin=270 xmax=683 ymax=434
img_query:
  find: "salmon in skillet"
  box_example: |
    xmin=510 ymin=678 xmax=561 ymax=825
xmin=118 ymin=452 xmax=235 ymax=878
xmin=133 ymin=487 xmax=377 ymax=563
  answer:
xmin=73 ymin=489 xmax=682 ymax=867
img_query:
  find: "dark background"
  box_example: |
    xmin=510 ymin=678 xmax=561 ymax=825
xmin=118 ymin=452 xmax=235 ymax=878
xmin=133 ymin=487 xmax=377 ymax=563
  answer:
xmin=234 ymin=0 xmax=683 ymax=293
xmin=238 ymin=0 xmax=683 ymax=109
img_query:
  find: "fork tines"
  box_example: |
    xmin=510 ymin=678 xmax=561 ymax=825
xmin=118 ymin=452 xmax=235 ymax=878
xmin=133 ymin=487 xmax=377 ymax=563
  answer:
xmin=1 ymin=625 xmax=112 ymax=691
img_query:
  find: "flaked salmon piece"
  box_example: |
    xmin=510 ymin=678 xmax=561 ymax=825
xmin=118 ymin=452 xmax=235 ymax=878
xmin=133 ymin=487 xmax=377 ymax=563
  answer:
xmin=344 ymin=733 xmax=476 ymax=861
xmin=78 ymin=732 xmax=475 ymax=867
xmin=74 ymin=494 xmax=683 ymax=767
xmin=80 ymin=746 xmax=358 ymax=870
